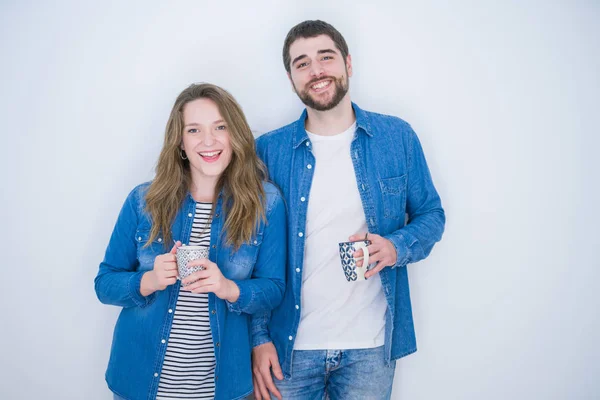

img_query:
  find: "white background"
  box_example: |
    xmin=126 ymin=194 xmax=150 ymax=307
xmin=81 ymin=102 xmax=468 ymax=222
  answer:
xmin=1 ymin=1 xmax=598 ymax=399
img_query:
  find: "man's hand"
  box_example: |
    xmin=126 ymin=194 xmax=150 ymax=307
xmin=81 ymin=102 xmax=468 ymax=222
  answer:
xmin=252 ymin=342 xmax=283 ymax=400
xmin=349 ymin=232 xmax=398 ymax=279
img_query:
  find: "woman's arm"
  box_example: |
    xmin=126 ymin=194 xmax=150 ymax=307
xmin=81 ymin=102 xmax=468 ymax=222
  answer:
xmin=94 ymin=186 xmax=158 ymax=308
xmin=226 ymin=189 xmax=287 ymax=315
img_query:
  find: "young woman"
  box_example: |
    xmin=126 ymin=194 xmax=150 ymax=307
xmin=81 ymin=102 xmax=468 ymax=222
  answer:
xmin=95 ymin=83 xmax=286 ymax=400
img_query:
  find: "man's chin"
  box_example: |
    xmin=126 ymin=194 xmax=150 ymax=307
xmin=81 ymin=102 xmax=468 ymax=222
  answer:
xmin=301 ymin=96 xmax=335 ymax=111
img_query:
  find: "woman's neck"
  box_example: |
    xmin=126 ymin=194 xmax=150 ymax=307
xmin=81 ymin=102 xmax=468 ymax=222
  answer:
xmin=189 ymin=174 xmax=218 ymax=203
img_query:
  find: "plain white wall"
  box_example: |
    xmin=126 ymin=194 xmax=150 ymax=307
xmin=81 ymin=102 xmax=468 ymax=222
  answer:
xmin=1 ymin=1 xmax=598 ymax=399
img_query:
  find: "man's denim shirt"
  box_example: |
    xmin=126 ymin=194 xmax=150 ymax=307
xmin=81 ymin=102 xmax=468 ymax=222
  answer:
xmin=95 ymin=181 xmax=286 ymax=400
xmin=253 ymin=103 xmax=445 ymax=379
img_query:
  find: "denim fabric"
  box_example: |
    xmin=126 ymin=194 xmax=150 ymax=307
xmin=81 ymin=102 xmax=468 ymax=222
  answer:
xmin=95 ymin=181 xmax=286 ymax=400
xmin=253 ymin=103 xmax=445 ymax=379
xmin=272 ymin=346 xmax=395 ymax=400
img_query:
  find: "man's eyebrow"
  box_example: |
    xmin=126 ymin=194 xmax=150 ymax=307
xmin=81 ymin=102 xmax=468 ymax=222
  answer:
xmin=292 ymin=54 xmax=308 ymax=66
xmin=317 ymin=49 xmax=338 ymax=55
xmin=292 ymin=49 xmax=339 ymax=66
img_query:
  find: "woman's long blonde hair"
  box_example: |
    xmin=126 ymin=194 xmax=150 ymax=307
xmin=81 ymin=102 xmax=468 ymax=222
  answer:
xmin=145 ymin=83 xmax=267 ymax=249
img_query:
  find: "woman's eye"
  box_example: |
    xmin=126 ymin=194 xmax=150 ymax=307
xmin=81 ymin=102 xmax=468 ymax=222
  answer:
xmin=216 ymin=125 xmax=227 ymax=131
xmin=187 ymin=128 xmax=198 ymax=133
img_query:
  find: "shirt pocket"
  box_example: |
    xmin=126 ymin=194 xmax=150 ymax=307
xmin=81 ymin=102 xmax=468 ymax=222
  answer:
xmin=378 ymin=175 xmax=407 ymax=220
xmin=135 ymin=230 xmax=167 ymax=271
xmin=226 ymin=233 xmax=264 ymax=280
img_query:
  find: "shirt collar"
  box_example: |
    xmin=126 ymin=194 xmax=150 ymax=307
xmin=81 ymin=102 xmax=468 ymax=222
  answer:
xmin=292 ymin=102 xmax=373 ymax=149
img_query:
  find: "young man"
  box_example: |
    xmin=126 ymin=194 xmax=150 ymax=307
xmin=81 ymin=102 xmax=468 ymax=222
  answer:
xmin=252 ymin=20 xmax=445 ymax=400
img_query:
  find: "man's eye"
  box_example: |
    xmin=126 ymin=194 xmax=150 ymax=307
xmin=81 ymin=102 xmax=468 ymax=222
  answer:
xmin=322 ymin=56 xmax=332 ymax=60
xmin=297 ymin=62 xmax=308 ymax=68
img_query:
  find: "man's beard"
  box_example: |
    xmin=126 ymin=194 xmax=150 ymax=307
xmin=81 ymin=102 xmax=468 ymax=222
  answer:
xmin=295 ymin=74 xmax=349 ymax=111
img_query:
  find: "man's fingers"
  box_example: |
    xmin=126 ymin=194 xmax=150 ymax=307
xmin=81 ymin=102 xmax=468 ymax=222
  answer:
xmin=367 ymin=233 xmax=383 ymax=241
xmin=271 ymin=357 xmax=284 ymax=381
xmin=366 ymin=252 xmax=384 ymax=265
xmin=348 ymin=232 xmax=368 ymax=242
xmin=252 ymin=377 xmax=262 ymax=400
xmin=261 ymin=367 xmax=281 ymax=399
xmin=254 ymin=371 xmax=270 ymax=400
xmin=365 ymin=263 xmax=386 ymax=279
xmin=352 ymin=248 xmax=365 ymax=258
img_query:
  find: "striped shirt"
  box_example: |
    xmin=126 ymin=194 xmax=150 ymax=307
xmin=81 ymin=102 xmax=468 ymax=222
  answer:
xmin=157 ymin=202 xmax=215 ymax=399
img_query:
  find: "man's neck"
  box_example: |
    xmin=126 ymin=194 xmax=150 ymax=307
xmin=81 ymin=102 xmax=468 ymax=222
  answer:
xmin=305 ymin=95 xmax=356 ymax=136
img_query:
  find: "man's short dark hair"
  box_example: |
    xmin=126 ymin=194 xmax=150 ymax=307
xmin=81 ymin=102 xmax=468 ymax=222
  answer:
xmin=282 ymin=20 xmax=349 ymax=74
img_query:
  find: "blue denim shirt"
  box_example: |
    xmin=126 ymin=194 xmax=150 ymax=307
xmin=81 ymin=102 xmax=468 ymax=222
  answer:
xmin=95 ymin=181 xmax=286 ymax=400
xmin=253 ymin=103 xmax=445 ymax=378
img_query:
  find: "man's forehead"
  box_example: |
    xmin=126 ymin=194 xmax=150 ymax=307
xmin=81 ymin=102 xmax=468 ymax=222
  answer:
xmin=289 ymin=35 xmax=338 ymax=57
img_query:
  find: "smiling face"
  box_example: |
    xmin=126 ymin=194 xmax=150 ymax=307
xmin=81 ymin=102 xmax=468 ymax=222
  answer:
xmin=181 ymin=98 xmax=233 ymax=185
xmin=287 ymin=34 xmax=352 ymax=111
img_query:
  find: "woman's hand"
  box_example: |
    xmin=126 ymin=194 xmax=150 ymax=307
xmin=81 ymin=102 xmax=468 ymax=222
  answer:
xmin=181 ymin=258 xmax=240 ymax=303
xmin=140 ymin=241 xmax=181 ymax=296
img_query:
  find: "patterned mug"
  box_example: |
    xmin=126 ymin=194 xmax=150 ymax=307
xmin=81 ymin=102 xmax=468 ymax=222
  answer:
xmin=176 ymin=245 xmax=209 ymax=281
xmin=338 ymin=240 xmax=371 ymax=282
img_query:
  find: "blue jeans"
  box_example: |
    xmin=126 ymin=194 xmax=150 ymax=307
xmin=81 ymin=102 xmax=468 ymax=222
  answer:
xmin=272 ymin=346 xmax=396 ymax=400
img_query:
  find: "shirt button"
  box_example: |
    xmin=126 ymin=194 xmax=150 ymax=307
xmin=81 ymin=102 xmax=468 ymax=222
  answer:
xmin=137 ymin=236 xmax=142 ymax=241
xmin=295 ymin=305 xmax=299 ymax=310
xmin=307 ymin=164 xmax=312 ymax=169
xmin=296 ymin=268 xmax=300 ymax=273
xmin=211 ymin=310 xmax=216 ymax=314
xmin=288 ymin=336 xmax=293 ymax=341
xmin=361 ymin=184 xmax=365 ymax=191
xmin=216 ymin=342 xmax=220 ymax=347
xmin=158 ymin=238 xmax=162 ymax=242
xmin=305 ymin=141 xmax=310 ymax=146
xmin=300 ymin=197 xmax=306 ymax=202
xmin=298 ymin=232 xmax=303 ymax=237
xmin=253 ymin=240 xmax=258 ymax=245
xmin=161 ymin=339 xmax=166 ymax=344
xmin=168 ymin=309 xmax=173 ymax=313
xmin=215 ymin=213 xmax=220 ymax=218
xmin=188 ymin=213 xmax=193 ymax=217
xmin=153 ymin=373 xmax=158 ymax=377
xmin=212 ymin=244 xmax=216 ymax=249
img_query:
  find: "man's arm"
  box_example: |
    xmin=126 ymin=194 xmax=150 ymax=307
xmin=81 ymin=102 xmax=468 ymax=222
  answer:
xmin=386 ymin=126 xmax=445 ymax=267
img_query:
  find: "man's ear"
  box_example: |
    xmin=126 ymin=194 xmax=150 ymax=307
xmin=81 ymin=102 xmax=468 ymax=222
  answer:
xmin=346 ymin=54 xmax=353 ymax=78
xmin=287 ymin=72 xmax=296 ymax=93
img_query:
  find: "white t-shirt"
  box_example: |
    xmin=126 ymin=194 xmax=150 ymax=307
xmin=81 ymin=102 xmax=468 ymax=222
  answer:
xmin=293 ymin=122 xmax=387 ymax=350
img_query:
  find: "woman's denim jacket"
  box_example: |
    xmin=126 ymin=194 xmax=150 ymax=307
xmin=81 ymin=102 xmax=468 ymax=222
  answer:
xmin=95 ymin=181 xmax=286 ymax=400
